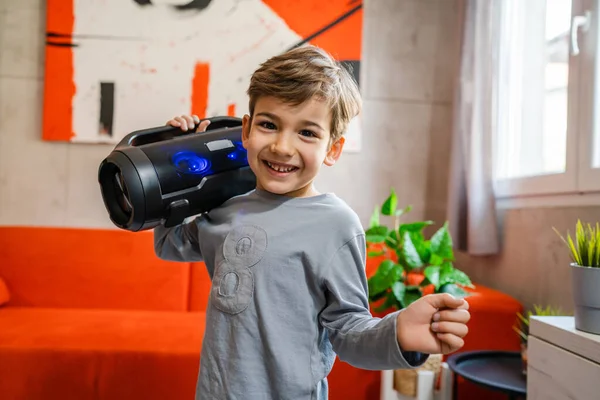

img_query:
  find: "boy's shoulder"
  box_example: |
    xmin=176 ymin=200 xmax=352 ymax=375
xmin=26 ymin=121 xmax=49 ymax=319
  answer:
xmin=211 ymin=190 xmax=362 ymax=227
xmin=320 ymin=195 xmax=365 ymax=241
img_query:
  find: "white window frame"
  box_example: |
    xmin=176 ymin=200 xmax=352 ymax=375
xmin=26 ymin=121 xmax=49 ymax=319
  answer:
xmin=493 ymin=0 xmax=600 ymax=208
xmin=579 ymin=0 xmax=600 ymax=191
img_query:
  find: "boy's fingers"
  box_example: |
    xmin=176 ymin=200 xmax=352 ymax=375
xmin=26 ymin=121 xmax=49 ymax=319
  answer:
xmin=427 ymin=293 xmax=467 ymax=310
xmin=171 ymin=117 xmax=187 ymax=131
xmin=436 ymin=333 xmax=464 ymax=353
xmin=432 ymin=321 xmax=469 ymax=338
xmin=196 ymin=119 xmax=211 ymax=132
xmin=166 ymin=115 xmax=206 ymax=132
xmin=181 ymin=115 xmax=195 ymax=130
xmin=434 ymin=309 xmax=470 ymax=324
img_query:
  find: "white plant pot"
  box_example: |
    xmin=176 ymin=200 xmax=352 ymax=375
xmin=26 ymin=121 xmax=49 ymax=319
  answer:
xmin=571 ymin=263 xmax=600 ymax=335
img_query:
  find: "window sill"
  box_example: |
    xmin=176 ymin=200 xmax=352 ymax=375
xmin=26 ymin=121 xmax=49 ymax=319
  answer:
xmin=496 ymin=191 xmax=600 ymax=210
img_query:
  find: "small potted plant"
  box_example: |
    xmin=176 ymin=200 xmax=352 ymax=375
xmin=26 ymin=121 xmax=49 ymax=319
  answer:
xmin=554 ymin=220 xmax=600 ymax=335
xmin=513 ymin=305 xmax=565 ymax=375
xmin=365 ymin=188 xmax=474 ymax=397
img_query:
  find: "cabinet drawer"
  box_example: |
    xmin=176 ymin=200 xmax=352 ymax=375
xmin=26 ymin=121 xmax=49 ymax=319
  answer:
xmin=527 ymin=336 xmax=600 ymax=399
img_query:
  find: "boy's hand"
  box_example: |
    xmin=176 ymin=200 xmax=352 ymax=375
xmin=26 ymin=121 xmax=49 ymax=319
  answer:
xmin=166 ymin=114 xmax=211 ymax=132
xmin=396 ymin=293 xmax=470 ymax=355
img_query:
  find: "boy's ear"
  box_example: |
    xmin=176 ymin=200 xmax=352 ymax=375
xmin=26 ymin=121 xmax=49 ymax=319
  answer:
xmin=241 ymin=114 xmax=251 ymax=148
xmin=323 ymin=137 xmax=345 ymax=166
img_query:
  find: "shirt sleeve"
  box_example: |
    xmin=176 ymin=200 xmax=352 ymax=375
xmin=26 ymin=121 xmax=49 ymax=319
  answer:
xmin=153 ymin=218 xmax=204 ymax=262
xmin=319 ymin=233 xmax=429 ymax=370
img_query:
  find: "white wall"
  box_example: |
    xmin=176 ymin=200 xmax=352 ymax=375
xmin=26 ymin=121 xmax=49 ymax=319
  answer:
xmin=0 ymin=0 xmax=460 ymax=229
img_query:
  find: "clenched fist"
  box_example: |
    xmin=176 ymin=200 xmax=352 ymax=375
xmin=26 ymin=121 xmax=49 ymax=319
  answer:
xmin=396 ymin=293 xmax=470 ymax=355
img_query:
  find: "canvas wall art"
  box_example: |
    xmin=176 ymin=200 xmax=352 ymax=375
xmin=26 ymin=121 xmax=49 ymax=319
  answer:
xmin=43 ymin=0 xmax=363 ymax=151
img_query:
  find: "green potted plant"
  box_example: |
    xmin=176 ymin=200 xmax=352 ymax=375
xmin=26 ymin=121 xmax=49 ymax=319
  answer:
xmin=554 ymin=220 xmax=600 ymax=335
xmin=366 ymin=188 xmax=474 ymax=314
xmin=513 ymin=305 xmax=565 ymax=375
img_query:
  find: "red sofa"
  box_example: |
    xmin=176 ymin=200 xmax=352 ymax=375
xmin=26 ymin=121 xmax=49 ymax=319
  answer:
xmin=0 ymin=227 xmax=211 ymax=400
xmin=0 ymin=226 xmax=522 ymax=400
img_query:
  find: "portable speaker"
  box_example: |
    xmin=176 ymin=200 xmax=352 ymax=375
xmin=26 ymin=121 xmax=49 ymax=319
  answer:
xmin=98 ymin=116 xmax=256 ymax=232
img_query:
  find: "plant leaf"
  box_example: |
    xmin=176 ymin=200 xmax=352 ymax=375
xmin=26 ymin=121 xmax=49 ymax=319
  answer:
xmin=438 ymin=262 xmax=474 ymax=288
xmin=367 ymin=260 xmax=401 ymax=296
xmin=424 ymin=265 xmax=441 ymax=289
xmin=516 ymin=311 xmax=529 ymax=327
xmin=366 ymin=226 xmax=389 ymax=238
xmin=391 ymin=281 xmax=406 ymax=304
xmin=398 ymin=221 xmax=434 ymax=236
xmin=440 ymin=261 xmax=453 ymax=274
xmin=385 ymin=230 xmax=399 ymax=249
xmin=450 ymin=269 xmax=474 ymax=288
xmin=567 ymin=232 xmax=582 ymax=265
xmin=369 ymin=207 xmax=380 ymax=229
xmin=368 ymin=250 xmax=385 ymax=257
xmin=406 ymin=230 xmax=431 ymax=265
xmin=438 ymin=283 xmax=468 ymax=298
xmin=365 ymin=224 xmax=389 ymax=244
xmin=512 ymin=325 xmax=528 ymax=342
xmin=554 ymin=225 xmax=584 ymax=265
xmin=577 ymin=220 xmax=588 ymax=265
xmin=588 ymin=228 xmax=596 ymax=268
xmin=402 ymin=287 xmax=422 ymax=307
xmin=402 ymin=231 xmax=424 ymax=269
xmin=381 ymin=189 xmax=397 ymax=216
xmin=430 ymin=222 xmax=454 ymax=260
xmin=395 ymin=205 xmax=412 ymax=217
xmin=429 ymin=254 xmax=444 ymax=266
xmin=366 ymin=235 xmax=386 ymax=244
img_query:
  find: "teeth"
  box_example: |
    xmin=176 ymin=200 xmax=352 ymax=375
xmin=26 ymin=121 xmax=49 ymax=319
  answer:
xmin=267 ymin=161 xmax=295 ymax=173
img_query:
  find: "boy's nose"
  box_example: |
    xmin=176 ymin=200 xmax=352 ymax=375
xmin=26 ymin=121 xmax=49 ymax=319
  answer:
xmin=270 ymin=134 xmax=294 ymax=156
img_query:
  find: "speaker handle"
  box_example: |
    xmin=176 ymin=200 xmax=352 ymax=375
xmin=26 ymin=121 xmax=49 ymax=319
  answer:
xmin=115 ymin=116 xmax=243 ymax=149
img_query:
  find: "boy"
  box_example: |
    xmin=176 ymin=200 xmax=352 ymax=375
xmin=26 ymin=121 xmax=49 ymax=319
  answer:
xmin=155 ymin=45 xmax=470 ymax=399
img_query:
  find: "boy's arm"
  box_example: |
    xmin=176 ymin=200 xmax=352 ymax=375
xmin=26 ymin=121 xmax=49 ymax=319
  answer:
xmin=153 ymin=218 xmax=204 ymax=262
xmin=319 ymin=233 xmax=429 ymax=371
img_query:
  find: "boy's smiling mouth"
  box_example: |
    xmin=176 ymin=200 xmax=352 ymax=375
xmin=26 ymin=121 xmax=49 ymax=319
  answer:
xmin=263 ymin=160 xmax=299 ymax=175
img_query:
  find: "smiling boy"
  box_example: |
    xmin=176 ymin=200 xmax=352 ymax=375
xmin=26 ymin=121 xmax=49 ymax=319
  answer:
xmin=155 ymin=45 xmax=470 ymax=400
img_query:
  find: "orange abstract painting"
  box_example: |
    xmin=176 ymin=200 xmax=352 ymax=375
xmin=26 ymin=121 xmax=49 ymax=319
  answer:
xmin=42 ymin=0 xmax=363 ymax=147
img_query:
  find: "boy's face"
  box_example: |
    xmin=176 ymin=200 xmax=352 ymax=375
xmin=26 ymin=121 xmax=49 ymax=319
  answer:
xmin=241 ymin=96 xmax=344 ymax=198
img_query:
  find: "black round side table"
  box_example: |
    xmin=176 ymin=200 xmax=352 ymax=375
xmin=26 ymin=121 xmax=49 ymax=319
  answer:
xmin=446 ymin=350 xmax=526 ymax=400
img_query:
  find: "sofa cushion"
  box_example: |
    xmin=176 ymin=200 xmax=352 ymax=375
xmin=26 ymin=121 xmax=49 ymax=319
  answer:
xmin=0 ymin=227 xmax=192 ymax=311
xmin=0 ymin=307 xmax=205 ymax=400
xmin=0 ymin=276 xmax=9 ymax=306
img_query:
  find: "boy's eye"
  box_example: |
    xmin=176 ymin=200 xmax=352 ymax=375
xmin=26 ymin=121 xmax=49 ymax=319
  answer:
xmin=259 ymin=121 xmax=277 ymax=130
xmin=299 ymin=130 xmax=317 ymax=138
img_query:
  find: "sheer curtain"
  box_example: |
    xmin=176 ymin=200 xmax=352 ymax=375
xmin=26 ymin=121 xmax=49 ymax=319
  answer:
xmin=446 ymin=0 xmax=502 ymax=255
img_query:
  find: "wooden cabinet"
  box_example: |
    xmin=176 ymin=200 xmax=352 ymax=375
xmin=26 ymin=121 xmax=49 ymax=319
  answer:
xmin=527 ymin=316 xmax=600 ymax=400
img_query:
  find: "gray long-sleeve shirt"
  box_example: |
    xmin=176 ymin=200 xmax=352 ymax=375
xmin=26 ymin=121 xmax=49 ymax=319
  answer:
xmin=154 ymin=189 xmax=427 ymax=400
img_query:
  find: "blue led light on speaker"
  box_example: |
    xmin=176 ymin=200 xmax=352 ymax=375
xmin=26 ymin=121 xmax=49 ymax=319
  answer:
xmin=227 ymin=142 xmax=248 ymax=162
xmin=227 ymin=149 xmax=247 ymax=161
xmin=171 ymin=151 xmax=210 ymax=174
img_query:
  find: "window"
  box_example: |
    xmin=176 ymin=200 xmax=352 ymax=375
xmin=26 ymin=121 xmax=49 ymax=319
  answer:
xmin=493 ymin=0 xmax=600 ymax=201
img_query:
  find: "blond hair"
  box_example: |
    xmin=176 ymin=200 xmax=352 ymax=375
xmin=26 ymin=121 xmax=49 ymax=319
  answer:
xmin=246 ymin=45 xmax=362 ymax=142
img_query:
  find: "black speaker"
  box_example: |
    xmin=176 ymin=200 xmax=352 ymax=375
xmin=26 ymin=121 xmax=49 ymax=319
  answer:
xmin=98 ymin=116 xmax=256 ymax=232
